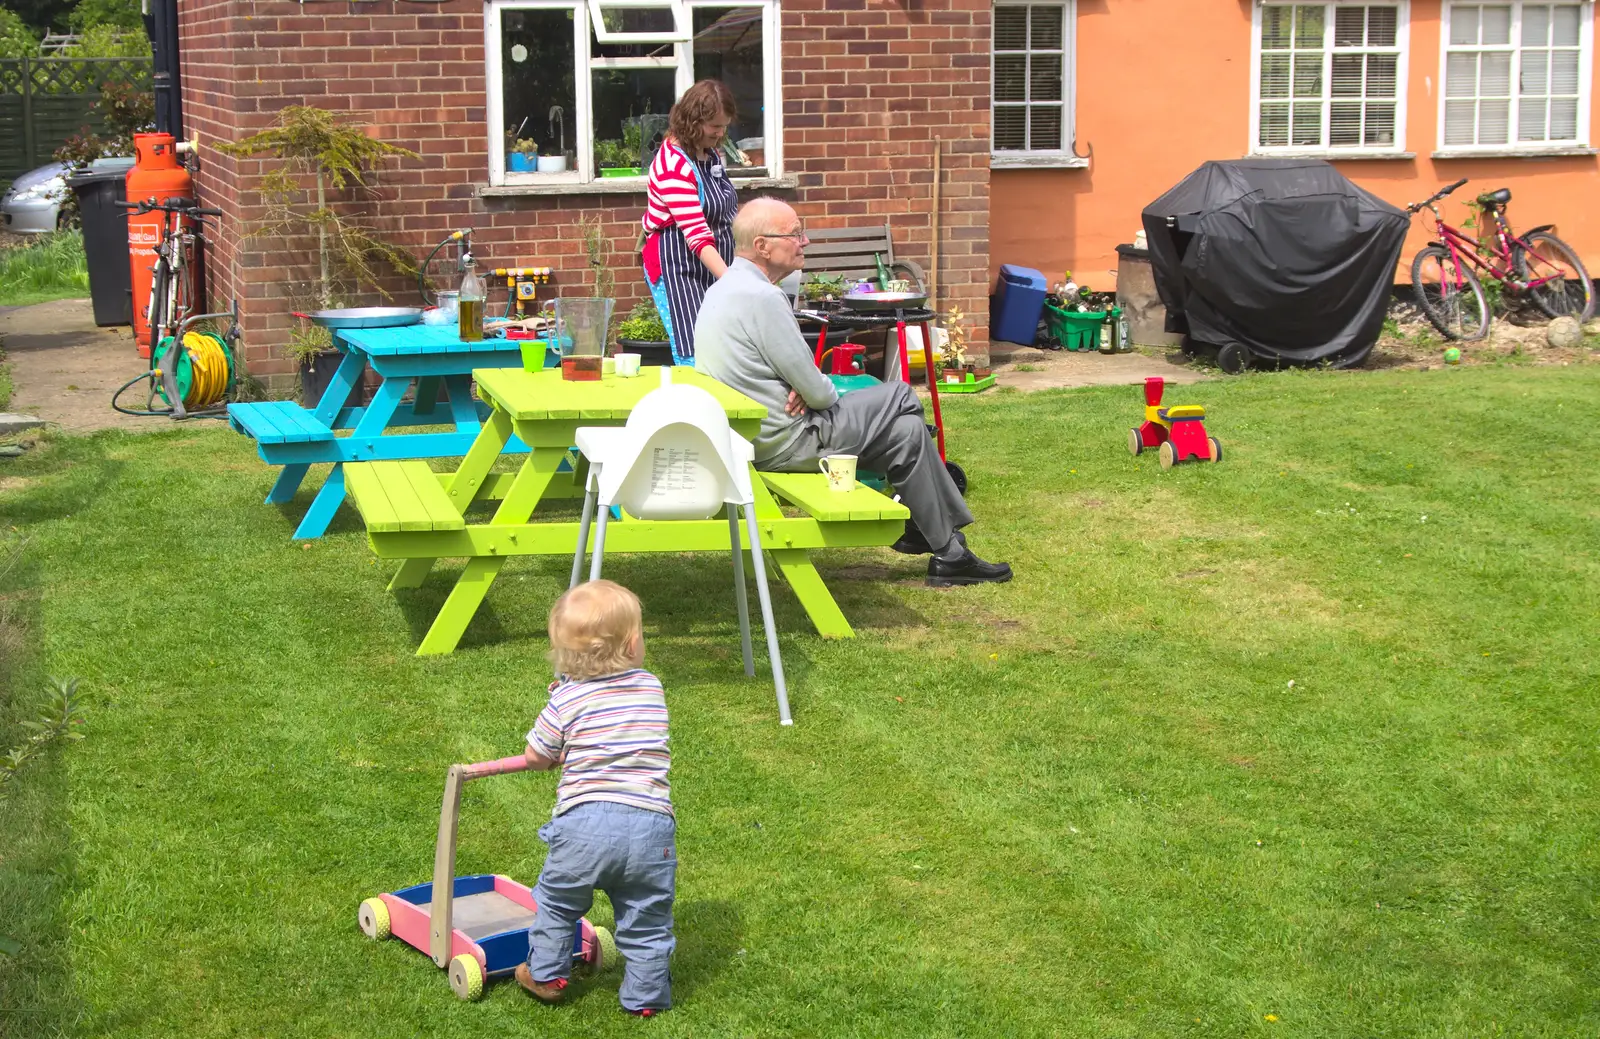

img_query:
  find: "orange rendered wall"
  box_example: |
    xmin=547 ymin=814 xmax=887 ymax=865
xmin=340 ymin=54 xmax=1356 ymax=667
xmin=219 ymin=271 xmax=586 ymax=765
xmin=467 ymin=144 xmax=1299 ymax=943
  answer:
xmin=991 ymin=0 xmax=1600 ymax=290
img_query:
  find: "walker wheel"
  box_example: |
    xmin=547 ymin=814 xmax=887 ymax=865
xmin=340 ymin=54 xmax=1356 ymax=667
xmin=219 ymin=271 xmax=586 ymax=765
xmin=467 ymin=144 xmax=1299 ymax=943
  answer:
xmin=594 ymin=925 xmax=619 ymax=974
xmin=1208 ymin=437 xmax=1223 ymax=463
xmin=358 ymin=898 xmax=391 ymax=940
xmin=944 ymin=460 xmax=967 ymax=496
xmin=1128 ymin=427 xmax=1143 ymax=456
xmin=1158 ymin=441 xmax=1178 ymax=470
xmin=448 ymin=953 xmax=485 ymax=1001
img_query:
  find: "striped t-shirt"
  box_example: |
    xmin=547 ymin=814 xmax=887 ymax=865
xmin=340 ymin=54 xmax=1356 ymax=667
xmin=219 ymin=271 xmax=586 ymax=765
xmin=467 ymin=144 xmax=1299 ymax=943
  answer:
xmin=527 ymin=669 xmax=673 ymax=819
xmin=642 ymin=138 xmax=715 ymax=254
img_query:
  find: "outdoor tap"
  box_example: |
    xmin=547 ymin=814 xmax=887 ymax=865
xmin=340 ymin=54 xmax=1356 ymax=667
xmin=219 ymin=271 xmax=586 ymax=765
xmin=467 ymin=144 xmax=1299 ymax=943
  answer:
xmin=549 ymin=106 xmax=565 ymax=155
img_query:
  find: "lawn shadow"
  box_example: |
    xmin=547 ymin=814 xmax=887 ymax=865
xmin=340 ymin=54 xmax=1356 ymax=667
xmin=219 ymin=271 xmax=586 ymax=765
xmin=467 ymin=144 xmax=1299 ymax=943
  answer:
xmin=669 ymin=898 xmax=744 ymax=1004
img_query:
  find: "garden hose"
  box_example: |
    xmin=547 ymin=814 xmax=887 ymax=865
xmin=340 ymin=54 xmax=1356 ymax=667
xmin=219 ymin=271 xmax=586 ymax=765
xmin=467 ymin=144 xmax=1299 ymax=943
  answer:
xmin=112 ymin=330 xmax=236 ymax=419
xmin=419 ymin=229 xmax=472 ymax=307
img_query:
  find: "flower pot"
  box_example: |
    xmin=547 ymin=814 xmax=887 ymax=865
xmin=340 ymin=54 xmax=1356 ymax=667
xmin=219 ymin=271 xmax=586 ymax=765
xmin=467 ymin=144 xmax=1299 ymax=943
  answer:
xmin=972 ymin=367 xmax=992 ymax=380
xmin=509 ymin=153 xmax=536 ymax=172
xmin=299 ymin=351 xmax=344 ymax=406
xmin=617 ymin=337 xmax=674 ymax=367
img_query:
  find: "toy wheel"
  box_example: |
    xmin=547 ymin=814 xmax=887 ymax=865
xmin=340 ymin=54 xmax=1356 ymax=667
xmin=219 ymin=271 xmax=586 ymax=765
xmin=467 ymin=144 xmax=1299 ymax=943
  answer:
xmin=448 ymin=953 xmax=484 ymax=1001
xmin=1208 ymin=437 xmax=1223 ymax=463
xmin=594 ymin=925 xmax=619 ymax=974
xmin=944 ymin=459 xmax=967 ymax=496
xmin=1216 ymin=342 xmax=1250 ymax=375
xmin=358 ymin=897 xmax=391 ymax=940
xmin=1128 ymin=427 xmax=1143 ymax=456
xmin=1158 ymin=441 xmax=1178 ymax=470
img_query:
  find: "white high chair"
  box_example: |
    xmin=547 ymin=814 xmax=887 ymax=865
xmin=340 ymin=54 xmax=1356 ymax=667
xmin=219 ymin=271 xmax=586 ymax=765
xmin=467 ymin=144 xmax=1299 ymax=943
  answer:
xmin=570 ymin=368 xmax=792 ymax=725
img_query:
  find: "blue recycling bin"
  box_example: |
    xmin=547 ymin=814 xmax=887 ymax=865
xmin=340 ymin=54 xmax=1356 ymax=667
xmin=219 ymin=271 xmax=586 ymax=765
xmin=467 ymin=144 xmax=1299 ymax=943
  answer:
xmin=991 ymin=264 xmax=1048 ymax=346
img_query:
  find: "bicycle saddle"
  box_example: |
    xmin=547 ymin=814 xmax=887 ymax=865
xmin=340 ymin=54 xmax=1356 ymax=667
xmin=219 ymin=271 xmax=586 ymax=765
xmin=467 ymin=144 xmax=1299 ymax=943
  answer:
xmin=1477 ymin=187 xmax=1512 ymax=208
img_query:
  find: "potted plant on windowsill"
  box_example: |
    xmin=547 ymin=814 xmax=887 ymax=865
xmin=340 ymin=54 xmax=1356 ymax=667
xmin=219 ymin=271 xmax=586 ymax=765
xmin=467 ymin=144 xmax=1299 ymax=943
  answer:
xmin=596 ymin=137 xmax=642 ymax=177
xmin=509 ymin=138 xmax=538 ymax=172
xmin=616 ymin=300 xmax=673 ymax=366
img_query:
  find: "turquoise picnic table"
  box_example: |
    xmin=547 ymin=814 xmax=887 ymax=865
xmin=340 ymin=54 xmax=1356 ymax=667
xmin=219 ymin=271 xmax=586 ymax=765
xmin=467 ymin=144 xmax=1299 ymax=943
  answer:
xmin=227 ymin=324 xmax=546 ymax=539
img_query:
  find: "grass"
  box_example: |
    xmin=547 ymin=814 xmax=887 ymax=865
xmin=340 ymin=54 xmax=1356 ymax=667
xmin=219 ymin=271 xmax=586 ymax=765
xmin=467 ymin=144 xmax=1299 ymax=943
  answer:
xmin=1 ymin=365 xmax=1598 ymax=1037
xmin=0 ymin=231 xmax=90 ymax=308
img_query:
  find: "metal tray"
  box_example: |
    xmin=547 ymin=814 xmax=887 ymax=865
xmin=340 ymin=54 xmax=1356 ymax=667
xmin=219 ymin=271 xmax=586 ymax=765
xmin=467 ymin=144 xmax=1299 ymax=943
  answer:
xmin=300 ymin=307 xmax=423 ymax=329
xmin=839 ymin=290 xmax=929 ymax=313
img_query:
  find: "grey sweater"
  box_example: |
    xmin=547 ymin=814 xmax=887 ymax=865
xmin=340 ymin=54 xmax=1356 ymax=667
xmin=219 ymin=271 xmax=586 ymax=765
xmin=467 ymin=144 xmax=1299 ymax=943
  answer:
xmin=693 ymin=257 xmax=840 ymax=462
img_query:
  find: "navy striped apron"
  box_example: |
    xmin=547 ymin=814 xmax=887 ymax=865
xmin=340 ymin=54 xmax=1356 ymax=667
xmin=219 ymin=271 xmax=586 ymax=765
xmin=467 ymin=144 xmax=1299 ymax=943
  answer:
xmin=644 ymin=152 xmax=737 ymax=364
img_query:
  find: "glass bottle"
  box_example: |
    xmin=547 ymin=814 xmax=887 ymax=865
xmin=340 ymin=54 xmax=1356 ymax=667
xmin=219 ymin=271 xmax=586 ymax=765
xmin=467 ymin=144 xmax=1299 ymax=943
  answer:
xmin=458 ymin=259 xmax=486 ymax=342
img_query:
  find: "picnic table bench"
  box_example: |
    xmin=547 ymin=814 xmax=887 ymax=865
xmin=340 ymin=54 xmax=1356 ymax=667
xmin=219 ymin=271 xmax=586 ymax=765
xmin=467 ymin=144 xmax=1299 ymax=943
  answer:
xmin=342 ymin=366 xmax=910 ymax=656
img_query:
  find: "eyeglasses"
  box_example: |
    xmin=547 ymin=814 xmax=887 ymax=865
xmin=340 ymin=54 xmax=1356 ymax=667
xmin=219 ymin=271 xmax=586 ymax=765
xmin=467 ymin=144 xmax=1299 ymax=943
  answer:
xmin=760 ymin=228 xmax=808 ymax=240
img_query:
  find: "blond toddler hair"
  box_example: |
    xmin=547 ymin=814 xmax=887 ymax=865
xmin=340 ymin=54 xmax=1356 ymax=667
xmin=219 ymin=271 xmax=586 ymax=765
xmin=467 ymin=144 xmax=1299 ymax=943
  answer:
xmin=548 ymin=580 xmax=645 ymax=679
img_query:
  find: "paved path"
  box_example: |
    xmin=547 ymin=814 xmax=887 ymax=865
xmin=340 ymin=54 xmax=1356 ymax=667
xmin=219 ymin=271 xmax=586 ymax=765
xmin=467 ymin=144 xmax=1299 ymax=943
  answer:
xmin=0 ymin=299 xmax=156 ymax=432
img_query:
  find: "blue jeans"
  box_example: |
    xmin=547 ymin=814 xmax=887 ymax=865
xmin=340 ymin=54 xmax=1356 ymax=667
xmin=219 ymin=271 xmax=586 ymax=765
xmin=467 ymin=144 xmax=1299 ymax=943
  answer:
xmin=527 ymin=801 xmax=677 ymax=1011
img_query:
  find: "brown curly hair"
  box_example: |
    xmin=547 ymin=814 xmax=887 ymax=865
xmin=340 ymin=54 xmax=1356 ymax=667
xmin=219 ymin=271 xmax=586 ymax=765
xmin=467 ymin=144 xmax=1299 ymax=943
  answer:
xmin=668 ymin=79 xmax=737 ymax=150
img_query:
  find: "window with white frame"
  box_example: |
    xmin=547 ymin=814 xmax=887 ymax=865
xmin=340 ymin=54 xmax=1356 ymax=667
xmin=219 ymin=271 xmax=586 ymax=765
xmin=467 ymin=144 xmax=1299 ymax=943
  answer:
xmin=1441 ymin=2 xmax=1593 ymax=149
xmin=1253 ymin=3 xmax=1408 ymax=152
xmin=992 ymin=3 xmax=1076 ymax=160
xmin=486 ymin=0 xmax=781 ymax=186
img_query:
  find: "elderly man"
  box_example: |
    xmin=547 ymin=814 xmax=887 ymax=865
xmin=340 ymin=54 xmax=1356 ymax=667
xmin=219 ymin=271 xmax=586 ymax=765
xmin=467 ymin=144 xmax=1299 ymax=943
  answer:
xmin=694 ymin=197 xmax=1011 ymax=586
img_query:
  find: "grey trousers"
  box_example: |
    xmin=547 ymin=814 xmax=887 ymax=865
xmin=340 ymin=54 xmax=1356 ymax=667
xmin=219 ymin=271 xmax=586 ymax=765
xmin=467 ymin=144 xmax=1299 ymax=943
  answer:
xmin=762 ymin=381 xmax=972 ymax=551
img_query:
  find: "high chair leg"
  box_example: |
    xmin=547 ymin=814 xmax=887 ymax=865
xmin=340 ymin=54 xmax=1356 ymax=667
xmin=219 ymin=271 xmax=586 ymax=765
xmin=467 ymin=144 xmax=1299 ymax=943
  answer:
xmin=571 ymin=483 xmax=597 ymax=589
xmin=589 ymin=503 xmax=610 ymax=582
xmin=743 ymin=504 xmax=791 ymax=725
xmin=727 ymin=504 xmax=754 ymax=677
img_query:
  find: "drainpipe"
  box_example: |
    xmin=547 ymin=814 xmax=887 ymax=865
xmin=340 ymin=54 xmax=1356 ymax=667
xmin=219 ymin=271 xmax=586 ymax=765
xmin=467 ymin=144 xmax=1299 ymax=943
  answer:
xmin=145 ymin=0 xmax=183 ymax=138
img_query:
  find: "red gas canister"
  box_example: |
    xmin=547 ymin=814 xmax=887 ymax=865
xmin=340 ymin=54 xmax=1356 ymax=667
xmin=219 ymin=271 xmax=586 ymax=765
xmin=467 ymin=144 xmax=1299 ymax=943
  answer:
xmin=125 ymin=133 xmax=193 ymax=358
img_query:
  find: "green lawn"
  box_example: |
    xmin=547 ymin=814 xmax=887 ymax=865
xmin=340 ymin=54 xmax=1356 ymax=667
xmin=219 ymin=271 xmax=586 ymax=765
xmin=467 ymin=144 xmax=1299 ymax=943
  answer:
xmin=0 ymin=231 xmax=90 ymax=308
xmin=2 ymin=365 xmax=1597 ymax=1038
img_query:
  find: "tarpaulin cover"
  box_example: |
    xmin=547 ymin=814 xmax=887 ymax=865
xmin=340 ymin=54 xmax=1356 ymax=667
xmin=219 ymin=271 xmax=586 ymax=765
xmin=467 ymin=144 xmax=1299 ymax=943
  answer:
xmin=1141 ymin=159 xmax=1408 ymax=369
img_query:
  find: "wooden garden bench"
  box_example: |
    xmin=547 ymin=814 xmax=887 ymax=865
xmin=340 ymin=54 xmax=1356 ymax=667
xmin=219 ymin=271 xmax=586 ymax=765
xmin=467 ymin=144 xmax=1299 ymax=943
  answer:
xmin=801 ymin=221 xmax=927 ymax=291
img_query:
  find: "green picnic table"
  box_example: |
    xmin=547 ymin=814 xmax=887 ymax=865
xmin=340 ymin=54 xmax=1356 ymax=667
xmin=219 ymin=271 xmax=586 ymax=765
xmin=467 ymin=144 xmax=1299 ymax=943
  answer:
xmin=341 ymin=366 xmax=911 ymax=655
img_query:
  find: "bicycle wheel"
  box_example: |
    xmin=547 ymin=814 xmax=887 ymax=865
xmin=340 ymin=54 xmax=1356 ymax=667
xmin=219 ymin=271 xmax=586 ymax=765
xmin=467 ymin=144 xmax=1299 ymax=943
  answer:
xmin=1515 ymin=230 xmax=1595 ymax=323
xmin=1412 ymin=246 xmax=1490 ymax=341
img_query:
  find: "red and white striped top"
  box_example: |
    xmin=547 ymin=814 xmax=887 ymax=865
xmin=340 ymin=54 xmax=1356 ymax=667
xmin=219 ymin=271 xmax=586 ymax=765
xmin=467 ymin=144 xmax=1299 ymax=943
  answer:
xmin=642 ymin=137 xmax=716 ymax=255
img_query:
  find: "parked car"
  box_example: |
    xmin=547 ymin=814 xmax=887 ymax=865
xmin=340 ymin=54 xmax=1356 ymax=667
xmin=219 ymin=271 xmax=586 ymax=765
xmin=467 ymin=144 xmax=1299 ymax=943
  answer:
xmin=2 ymin=162 xmax=70 ymax=233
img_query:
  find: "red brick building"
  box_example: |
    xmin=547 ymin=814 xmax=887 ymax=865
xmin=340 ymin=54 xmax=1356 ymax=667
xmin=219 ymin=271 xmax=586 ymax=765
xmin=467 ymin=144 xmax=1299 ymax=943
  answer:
xmin=178 ymin=0 xmax=994 ymax=392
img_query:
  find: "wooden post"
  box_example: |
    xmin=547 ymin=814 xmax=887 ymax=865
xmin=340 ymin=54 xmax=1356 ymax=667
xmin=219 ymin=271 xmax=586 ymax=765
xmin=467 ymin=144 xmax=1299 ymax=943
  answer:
xmin=930 ymin=137 xmax=941 ymax=314
xmin=21 ymin=57 xmax=36 ymax=170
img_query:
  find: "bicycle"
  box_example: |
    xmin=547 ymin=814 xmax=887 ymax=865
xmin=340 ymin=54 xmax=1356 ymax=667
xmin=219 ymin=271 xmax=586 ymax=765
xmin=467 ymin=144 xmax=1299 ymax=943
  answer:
xmin=1405 ymin=178 xmax=1594 ymax=341
xmin=111 ymin=197 xmax=241 ymax=419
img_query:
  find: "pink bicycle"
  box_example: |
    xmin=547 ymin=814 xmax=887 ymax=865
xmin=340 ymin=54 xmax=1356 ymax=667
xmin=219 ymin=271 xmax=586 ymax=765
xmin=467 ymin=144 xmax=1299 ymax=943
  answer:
xmin=1407 ymin=178 xmax=1594 ymax=341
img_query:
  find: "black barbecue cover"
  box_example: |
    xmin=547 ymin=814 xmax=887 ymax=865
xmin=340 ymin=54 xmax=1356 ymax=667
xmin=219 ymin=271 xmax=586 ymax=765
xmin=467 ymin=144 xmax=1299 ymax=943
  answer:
xmin=1141 ymin=159 xmax=1408 ymax=368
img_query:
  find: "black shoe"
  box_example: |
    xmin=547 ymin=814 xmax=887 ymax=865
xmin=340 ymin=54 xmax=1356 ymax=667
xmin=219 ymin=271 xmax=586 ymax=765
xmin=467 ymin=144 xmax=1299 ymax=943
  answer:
xmin=891 ymin=523 xmax=934 ymax=555
xmin=926 ymin=549 xmax=1013 ymax=587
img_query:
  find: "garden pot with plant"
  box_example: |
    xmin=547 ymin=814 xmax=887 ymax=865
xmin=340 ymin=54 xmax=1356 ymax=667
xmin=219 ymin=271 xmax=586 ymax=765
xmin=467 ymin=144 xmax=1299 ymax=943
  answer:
xmin=509 ymin=138 xmax=538 ymax=172
xmin=616 ymin=300 xmax=673 ymax=366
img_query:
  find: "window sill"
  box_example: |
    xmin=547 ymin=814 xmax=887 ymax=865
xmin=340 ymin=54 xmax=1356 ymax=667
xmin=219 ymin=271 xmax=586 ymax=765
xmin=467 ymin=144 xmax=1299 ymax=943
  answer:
xmin=1247 ymin=150 xmax=1416 ymax=160
xmin=480 ymin=174 xmax=799 ymax=198
xmin=990 ymin=153 xmax=1091 ymax=169
xmin=1432 ymin=146 xmax=1598 ymax=159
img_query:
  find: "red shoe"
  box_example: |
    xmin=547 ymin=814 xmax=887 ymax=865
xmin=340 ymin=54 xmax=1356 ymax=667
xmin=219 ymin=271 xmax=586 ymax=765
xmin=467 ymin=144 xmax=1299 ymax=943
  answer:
xmin=625 ymin=1007 xmax=661 ymax=1018
xmin=514 ymin=964 xmax=568 ymax=1004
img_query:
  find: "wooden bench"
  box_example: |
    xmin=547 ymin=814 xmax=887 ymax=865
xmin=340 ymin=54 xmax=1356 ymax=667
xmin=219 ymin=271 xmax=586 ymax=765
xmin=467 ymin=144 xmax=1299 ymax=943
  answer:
xmin=801 ymin=221 xmax=927 ymax=291
xmin=344 ymin=460 xmax=466 ymax=532
xmin=759 ymin=472 xmax=910 ymax=523
xmin=228 ymin=401 xmax=336 ymax=444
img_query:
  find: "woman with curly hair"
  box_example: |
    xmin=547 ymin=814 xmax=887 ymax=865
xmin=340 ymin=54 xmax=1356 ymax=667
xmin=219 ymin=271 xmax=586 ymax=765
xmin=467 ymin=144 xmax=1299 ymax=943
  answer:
xmin=640 ymin=79 xmax=740 ymax=364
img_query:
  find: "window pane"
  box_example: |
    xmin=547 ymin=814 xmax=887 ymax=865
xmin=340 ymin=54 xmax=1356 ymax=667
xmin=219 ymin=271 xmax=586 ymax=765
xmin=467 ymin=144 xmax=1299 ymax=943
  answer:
xmin=1262 ymin=5 xmax=1293 ymax=49
xmin=1293 ymin=53 xmax=1323 ymax=97
xmin=1030 ymin=5 xmax=1063 ymax=50
xmin=1521 ymin=50 xmax=1549 ymax=94
xmin=1330 ymin=101 xmax=1362 ymax=143
xmin=1260 ymin=103 xmax=1290 ymax=146
xmin=1480 ymin=51 xmax=1511 ymax=95
xmin=1522 ymin=4 xmax=1550 ymax=46
xmin=1294 ymin=5 xmax=1325 ymax=47
xmin=1450 ymin=5 xmax=1479 ymax=45
xmin=994 ymin=6 xmax=1027 ymax=50
xmin=1030 ymin=54 xmax=1063 ymax=102
xmin=1552 ymin=5 xmax=1581 ymax=46
xmin=500 ymin=8 xmax=577 ymax=171
xmin=1367 ymin=6 xmax=1398 ymax=47
xmin=1261 ymin=53 xmax=1291 ymax=98
xmin=1479 ymin=97 xmax=1510 ymax=142
xmin=1518 ymin=97 xmax=1548 ymax=139
xmin=1292 ymin=101 xmax=1322 ymax=145
xmin=1550 ymin=50 xmax=1579 ymax=95
xmin=693 ymin=7 xmax=768 ymax=165
xmin=994 ymin=54 xmax=1026 ymax=102
xmin=1446 ymin=52 xmax=1478 ymax=97
xmin=591 ymin=67 xmax=676 ymax=170
xmin=1550 ymin=96 xmax=1578 ymax=138
xmin=1030 ymin=104 xmax=1062 ymax=149
xmin=1332 ymin=54 xmax=1364 ymax=97
xmin=1364 ymin=101 xmax=1396 ymax=144
xmin=596 ymin=4 xmax=676 ymax=36
xmin=1334 ymin=6 xmax=1365 ymax=47
xmin=994 ymin=106 xmax=1026 ymax=150
xmin=1366 ymin=53 xmax=1397 ymax=97
xmin=1480 ymin=5 xmax=1511 ymax=45
xmin=1444 ymin=99 xmax=1478 ymax=143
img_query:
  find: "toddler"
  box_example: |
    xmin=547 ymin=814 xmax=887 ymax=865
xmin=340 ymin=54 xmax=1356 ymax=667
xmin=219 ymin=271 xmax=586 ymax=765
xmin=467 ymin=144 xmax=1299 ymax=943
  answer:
xmin=516 ymin=579 xmax=675 ymax=1017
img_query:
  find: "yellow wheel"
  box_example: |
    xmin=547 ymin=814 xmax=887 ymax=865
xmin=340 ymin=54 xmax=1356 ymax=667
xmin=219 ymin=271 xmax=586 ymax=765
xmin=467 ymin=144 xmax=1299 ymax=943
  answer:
xmin=1158 ymin=441 xmax=1178 ymax=470
xmin=1128 ymin=427 xmax=1143 ymax=456
xmin=448 ymin=953 xmax=484 ymax=1001
xmin=595 ymin=925 xmax=619 ymax=974
xmin=1208 ymin=437 xmax=1223 ymax=463
xmin=358 ymin=897 xmax=391 ymax=940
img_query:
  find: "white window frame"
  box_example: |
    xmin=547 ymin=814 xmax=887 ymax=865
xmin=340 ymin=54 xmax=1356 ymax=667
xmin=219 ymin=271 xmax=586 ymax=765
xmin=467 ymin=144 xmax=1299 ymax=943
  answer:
xmin=1249 ymin=1 xmax=1412 ymax=158
xmin=1435 ymin=1 xmax=1595 ymax=156
xmin=990 ymin=1 xmax=1084 ymax=169
xmin=588 ymin=0 xmax=692 ymax=44
xmin=485 ymin=0 xmax=783 ymax=187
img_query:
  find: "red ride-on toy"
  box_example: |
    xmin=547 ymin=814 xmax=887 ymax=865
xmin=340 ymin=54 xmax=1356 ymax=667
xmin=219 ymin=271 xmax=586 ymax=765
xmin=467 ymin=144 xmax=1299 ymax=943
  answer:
xmin=1128 ymin=376 xmax=1221 ymax=469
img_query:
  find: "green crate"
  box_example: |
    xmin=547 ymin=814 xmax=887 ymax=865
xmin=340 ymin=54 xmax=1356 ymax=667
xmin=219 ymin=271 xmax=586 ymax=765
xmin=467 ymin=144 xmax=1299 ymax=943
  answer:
xmin=1044 ymin=303 xmax=1107 ymax=352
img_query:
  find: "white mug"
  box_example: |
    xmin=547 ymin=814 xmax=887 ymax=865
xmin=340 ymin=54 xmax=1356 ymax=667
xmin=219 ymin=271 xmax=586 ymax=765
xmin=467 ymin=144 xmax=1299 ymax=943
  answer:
xmin=819 ymin=454 xmax=858 ymax=493
xmin=615 ymin=352 xmax=642 ymax=377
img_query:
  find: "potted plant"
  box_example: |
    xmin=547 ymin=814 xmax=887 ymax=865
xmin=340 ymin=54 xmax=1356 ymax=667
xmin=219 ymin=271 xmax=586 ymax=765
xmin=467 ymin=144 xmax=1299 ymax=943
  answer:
xmin=509 ymin=137 xmax=538 ymax=172
xmin=800 ymin=272 xmax=846 ymax=306
xmin=940 ymin=305 xmax=974 ymax=383
xmin=596 ymin=138 xmax=641 ymax=177
xmin=616 ymin=300 xmax=673 ymax=366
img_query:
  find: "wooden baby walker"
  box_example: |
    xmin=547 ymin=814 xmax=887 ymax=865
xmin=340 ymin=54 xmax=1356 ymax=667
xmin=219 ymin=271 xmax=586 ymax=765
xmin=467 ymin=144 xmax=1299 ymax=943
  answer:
xmin=1129 ymin=376 xmax=1222 ymax=469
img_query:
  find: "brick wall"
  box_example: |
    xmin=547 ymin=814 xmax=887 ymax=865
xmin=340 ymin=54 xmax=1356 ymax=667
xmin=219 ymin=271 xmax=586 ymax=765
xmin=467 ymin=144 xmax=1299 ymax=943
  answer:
xmin=178 ymin=0 xmax=991 ymax=393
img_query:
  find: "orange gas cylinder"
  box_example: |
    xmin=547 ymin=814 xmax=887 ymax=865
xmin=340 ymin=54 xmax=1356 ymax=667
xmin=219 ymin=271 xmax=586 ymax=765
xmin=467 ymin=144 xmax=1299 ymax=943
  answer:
xmin=126 ymin=133 xmax=193 ymax=357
